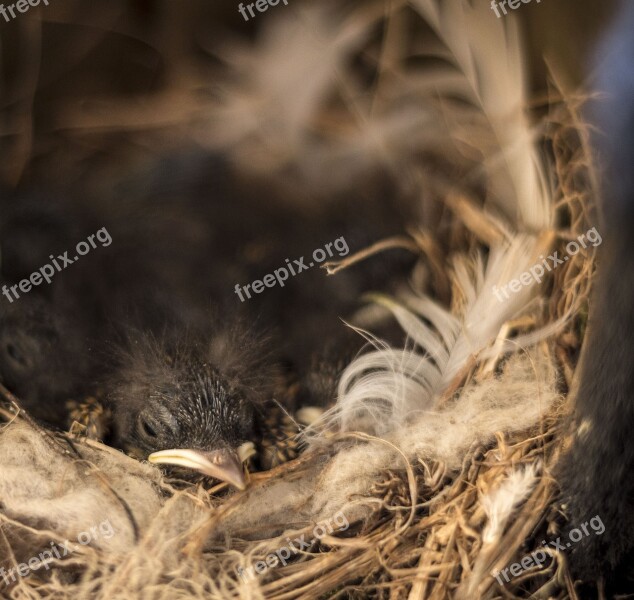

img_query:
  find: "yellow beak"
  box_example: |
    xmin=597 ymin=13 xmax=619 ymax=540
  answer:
xmin=148 ymin=442 xmax=255 ymax=490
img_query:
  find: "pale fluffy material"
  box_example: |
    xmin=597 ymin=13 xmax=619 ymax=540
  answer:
xmin=210 ymin=349 xmax=559 ymax=540
xmin=0 ymin=422 xmax=164 ymax=556
xmin=0 ymin=349 xmax=558 ymax=598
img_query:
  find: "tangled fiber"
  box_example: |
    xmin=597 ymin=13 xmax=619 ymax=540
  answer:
xmin=0 ymin=0 xmax=600 ymax=598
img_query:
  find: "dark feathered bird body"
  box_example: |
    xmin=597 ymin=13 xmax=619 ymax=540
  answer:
xmin=558 ymin=2 xmax=634 ymax=592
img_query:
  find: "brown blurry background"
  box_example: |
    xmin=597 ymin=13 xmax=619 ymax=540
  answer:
xmin=0 ymin=0 xmax=619 ymax=189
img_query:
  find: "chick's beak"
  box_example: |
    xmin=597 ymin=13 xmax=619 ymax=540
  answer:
xmin=148 ymin=442 xmax=255 ymax=490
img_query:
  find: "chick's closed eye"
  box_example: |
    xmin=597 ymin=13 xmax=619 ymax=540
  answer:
xmin=135 ymin=406 xmax=179 ymax=445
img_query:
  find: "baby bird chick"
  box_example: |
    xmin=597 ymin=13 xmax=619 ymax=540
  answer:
xmin=1 ymin=156 xmax=414 ymax=489
xmin=107 ymin=321 xmax=273 ymax=490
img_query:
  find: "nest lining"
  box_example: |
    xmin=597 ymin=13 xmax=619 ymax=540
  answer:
xmin=0 ymin=1 xmax=599 ymax=598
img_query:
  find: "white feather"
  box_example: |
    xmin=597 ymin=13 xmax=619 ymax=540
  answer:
xmin=307 ymin=1 xmax=561 ymax=441
xmin=481 ymin=465 xmax=539 ymax=545
xmin=312 ymin=235 xmax=556 ymax=437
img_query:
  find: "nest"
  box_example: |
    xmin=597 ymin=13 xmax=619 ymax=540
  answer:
xmin=0 ymin=1 xmax=601 ymax=598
